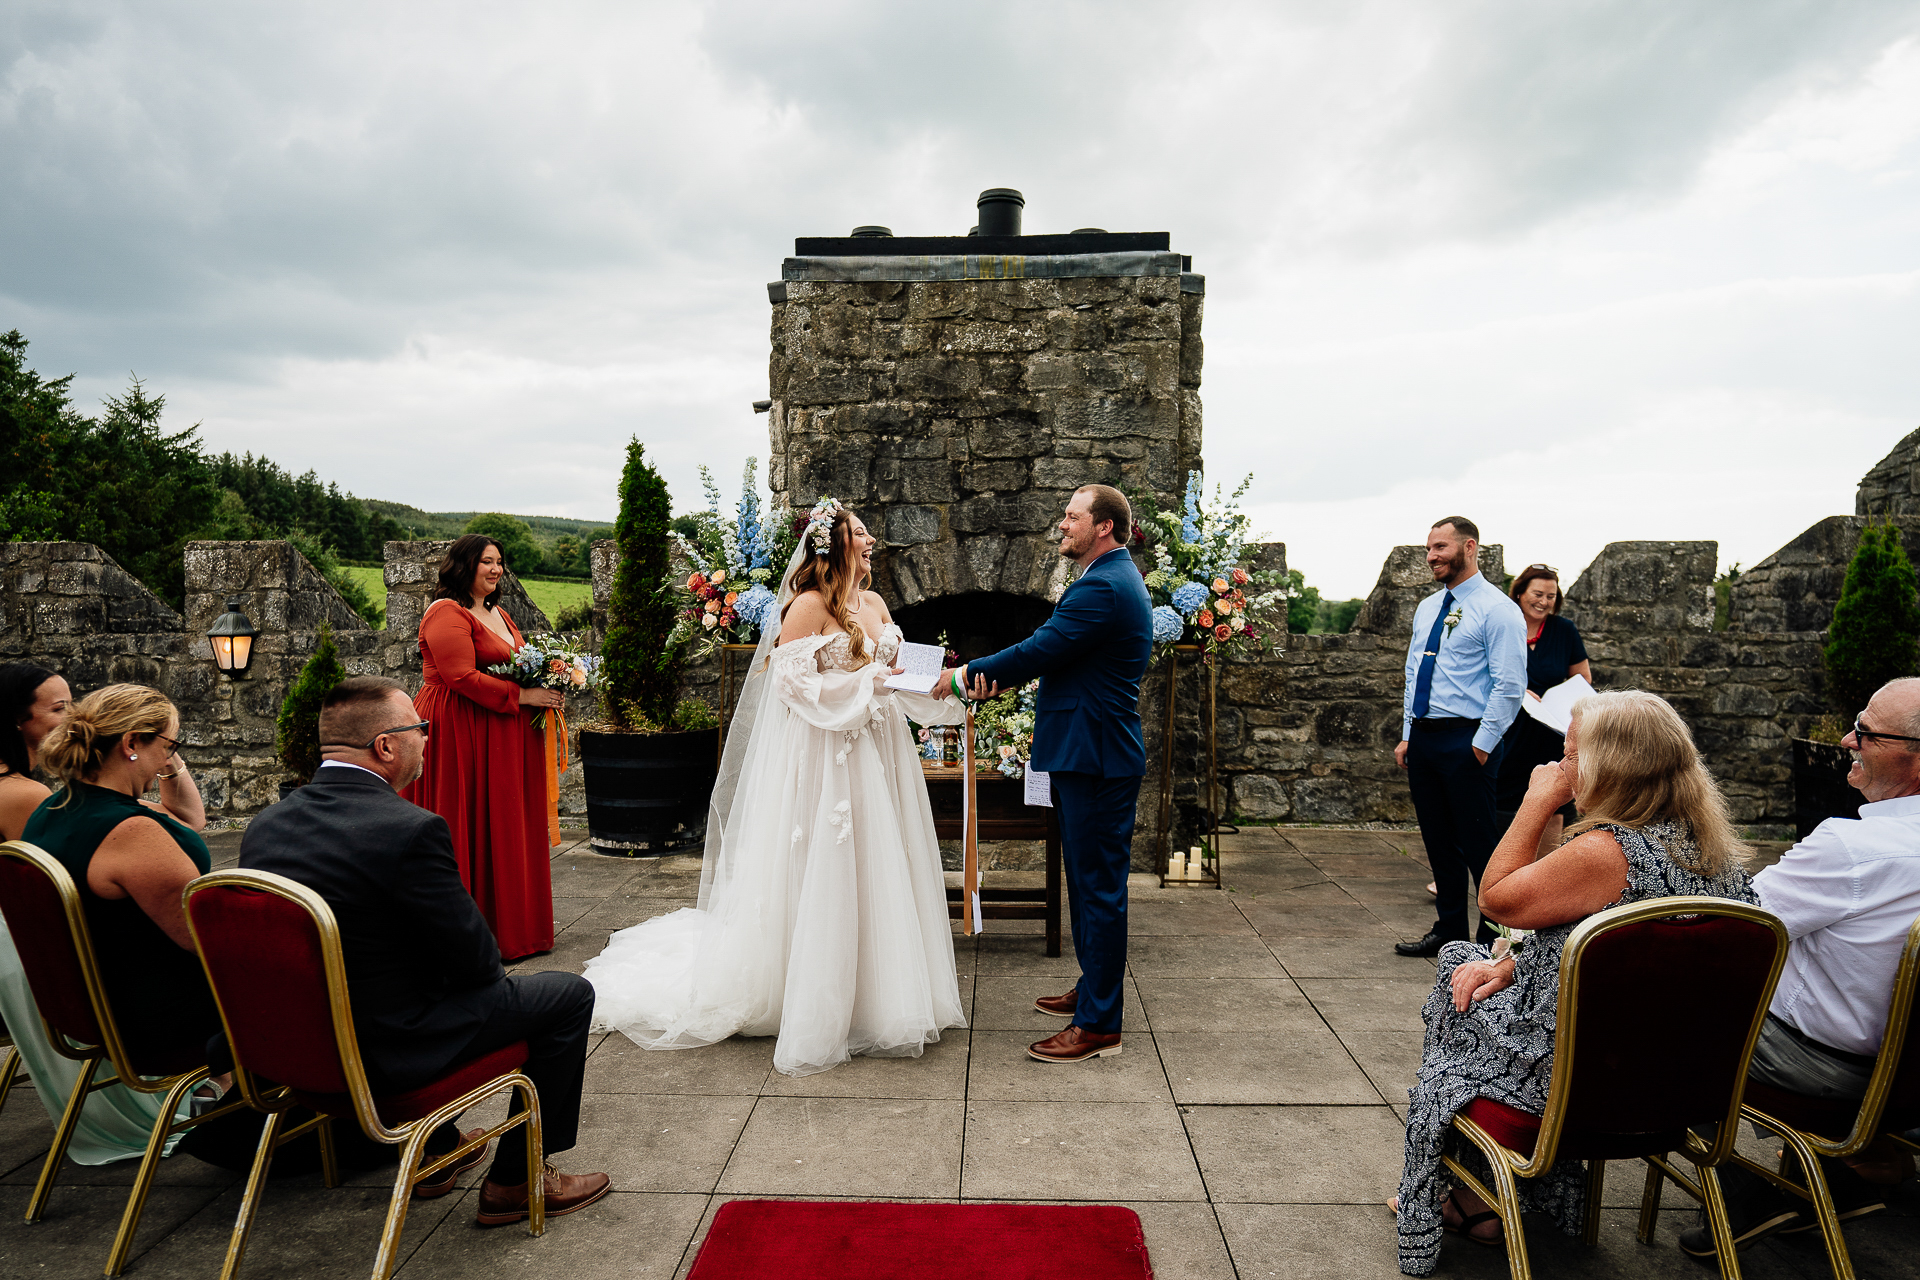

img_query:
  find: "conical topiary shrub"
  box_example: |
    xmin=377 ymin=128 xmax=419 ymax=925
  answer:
xmin=275 ymin=620 xmax=345 ymax=784
xmin=598 ymin=436 xmax=692 ymax=731
xmin=1823 ymin=521 xmax=1920 ymax=723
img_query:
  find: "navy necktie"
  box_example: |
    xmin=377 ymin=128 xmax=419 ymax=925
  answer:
xmin=1410 ymin=590 xmax=1455 ymax=720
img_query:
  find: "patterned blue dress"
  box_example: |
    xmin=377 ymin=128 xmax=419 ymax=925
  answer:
xmin=1393 ymin=820 xmax=1760 ymax=1275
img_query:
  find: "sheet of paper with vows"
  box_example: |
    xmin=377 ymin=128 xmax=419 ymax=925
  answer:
xmin=1024 ymin=769 xmax=1052 ymax=807
xmin=883 ymin=641 xmax=947 ymax=694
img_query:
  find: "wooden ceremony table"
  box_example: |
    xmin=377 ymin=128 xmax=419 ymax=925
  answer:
xmin=920 ymin=762 xmax=1063 ymax=956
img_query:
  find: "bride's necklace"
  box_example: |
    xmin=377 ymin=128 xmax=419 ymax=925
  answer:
xmin=845 ymin=590 xmax=863 ymax=616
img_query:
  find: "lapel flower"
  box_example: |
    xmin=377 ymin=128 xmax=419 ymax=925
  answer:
xmin=1443 ymin=605 xmax=1464 ymax=636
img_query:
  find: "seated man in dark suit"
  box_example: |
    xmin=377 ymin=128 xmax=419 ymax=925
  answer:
xmin=240 ymin=676 xmax=609 ymax=1225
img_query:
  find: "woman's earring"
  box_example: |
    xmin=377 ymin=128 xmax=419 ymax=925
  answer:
xmin=129 ymin=753 xmax=138 ymax=762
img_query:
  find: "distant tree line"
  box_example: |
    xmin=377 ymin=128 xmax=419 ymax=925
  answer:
xmin=2 ymin=330 xmax=616 ymax=625
xmin=1285 ymin=570 xmax=1364 ymax=635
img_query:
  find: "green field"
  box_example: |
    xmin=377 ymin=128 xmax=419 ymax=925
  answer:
xmin=339 ymin=567 xmax=592 ymax=630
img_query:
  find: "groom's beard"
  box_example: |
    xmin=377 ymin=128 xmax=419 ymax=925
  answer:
xmin=1059 ymin=528 xmax=1094 ymax=562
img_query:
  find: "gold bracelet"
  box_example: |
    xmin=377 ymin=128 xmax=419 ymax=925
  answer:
xmin=154 ymin=768 xmax=184 ymax=781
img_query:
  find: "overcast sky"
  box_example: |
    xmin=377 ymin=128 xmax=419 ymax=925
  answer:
xmin=5 ymin=1 xmax=1919 ymax=598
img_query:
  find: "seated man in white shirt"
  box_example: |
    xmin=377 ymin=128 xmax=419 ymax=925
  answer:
xmin=1682 ymin=675 xmax=1920 ymax=1260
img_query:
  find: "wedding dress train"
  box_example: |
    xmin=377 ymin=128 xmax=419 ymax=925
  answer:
xmin=583 ymin=622 xmax=969 ymax=1076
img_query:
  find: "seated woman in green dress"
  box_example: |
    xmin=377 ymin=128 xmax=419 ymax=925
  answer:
xmin=18 ymin=684 xmax=223 ymax=1085
xmin=1 ymin=668 xmax=214 ymax=1162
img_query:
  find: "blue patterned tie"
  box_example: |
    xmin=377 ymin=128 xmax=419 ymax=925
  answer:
xmin=1410 ymin=590 xmax=1455 ymax=720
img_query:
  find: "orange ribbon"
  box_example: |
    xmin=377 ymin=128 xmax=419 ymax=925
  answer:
xmin=544 ymin=705 xmax=568 ymax=847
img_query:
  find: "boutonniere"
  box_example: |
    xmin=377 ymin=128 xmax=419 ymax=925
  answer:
xmin=1442 ymin=605 xmax=1464 ymax=636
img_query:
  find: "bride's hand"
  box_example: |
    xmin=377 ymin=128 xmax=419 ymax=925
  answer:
xmin=873 ymin=666 xmax=904 ymax=693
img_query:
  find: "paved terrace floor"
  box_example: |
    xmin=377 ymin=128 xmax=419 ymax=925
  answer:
xmin=1 ymin=826 xmax=1913 ymax=1279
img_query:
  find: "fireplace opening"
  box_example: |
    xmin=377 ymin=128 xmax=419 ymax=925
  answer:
xmin=892 ymin=592 xmax=1057 ymax=665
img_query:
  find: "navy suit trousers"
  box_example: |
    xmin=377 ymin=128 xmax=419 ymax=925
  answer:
xmin=1050 ymin=770 xmax=1142 ymax=1034
xmin=1405 ymin=719 xmax=1504 ymax=944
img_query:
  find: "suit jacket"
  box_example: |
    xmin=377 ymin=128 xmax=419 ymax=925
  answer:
xmin=970 ymin=547 xmax=1153 ymax=778
xmin=239 ymin=765 xmax=508 ymax=1090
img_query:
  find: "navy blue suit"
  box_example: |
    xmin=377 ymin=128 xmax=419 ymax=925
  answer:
xmin=972 ymin=547 xmax=1152 ymax=1033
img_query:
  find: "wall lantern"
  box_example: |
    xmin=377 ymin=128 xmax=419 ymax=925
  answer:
xmin=206 ymin=599 xmax=260 ymax=678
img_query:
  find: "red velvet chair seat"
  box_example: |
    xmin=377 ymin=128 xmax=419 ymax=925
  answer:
xmin=291 ymin=1042 xmax=529 ymax=1126
xmin=1742 ymin=1079 xmax=1920 ymax=1144
xmin=1460 ymin=1097 xmax=1692 ymax=1162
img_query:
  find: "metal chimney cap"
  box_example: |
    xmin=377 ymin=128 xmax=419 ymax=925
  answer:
xmin=849 ymin=225 xmax=893 ymax=238
xmin=977 ymin=188 xmax=1025 ymax=207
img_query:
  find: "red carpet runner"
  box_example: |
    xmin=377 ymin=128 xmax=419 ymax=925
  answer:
xmin=686 ymin=1200 xmax=1154 ymax=1279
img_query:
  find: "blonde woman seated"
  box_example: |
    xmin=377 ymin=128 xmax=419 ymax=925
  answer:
xmin=1 ymin=669 xmax=215 ymax=1161
xmin=1390 ymin=690 xmax=1760 ymax=1276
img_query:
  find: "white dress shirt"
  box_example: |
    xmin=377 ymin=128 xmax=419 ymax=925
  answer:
xmin=1754 ymin=793 xmax=1920 ymax=1057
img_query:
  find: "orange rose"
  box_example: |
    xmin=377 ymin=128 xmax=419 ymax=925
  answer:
xmin=705 ymin=599 xmax=721 ymax=614
xmin=725 ymin=591 xmax=738 ymax=606
xmin=1214 ymin=623 xmax=1232 ymax=642
xmin=1232 ymin=567 xmax=1250 ymax=585
xmin=1212 ymin=577 xmax=1228 ymax=594
xmin=687 ymin=572 xmax=706 ymax=592
xmin=1197 ymin=610 xmax=1215 ymax=628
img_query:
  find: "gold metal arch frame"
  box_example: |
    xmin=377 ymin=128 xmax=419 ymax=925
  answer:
xmin=0 ymin=840 xmax=251 ymax=1277
xmin=182 ymin=868 xmax=545 ymax=1280
xmin=1732 ymin=913 xmax=1920 ymax=1280
xmin=1440 ymin=896 xmax=1791 ymax=1280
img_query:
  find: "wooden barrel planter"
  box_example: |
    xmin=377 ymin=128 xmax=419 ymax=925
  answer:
xmin=580 ymin=727 xmax=721 ymax=856
xmin=1791 ymin=738 xmax=1860 ymax=839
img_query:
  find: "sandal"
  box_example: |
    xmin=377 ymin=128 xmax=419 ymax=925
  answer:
xmin=1441 ymin=1190 xmax=1503 ymax=1246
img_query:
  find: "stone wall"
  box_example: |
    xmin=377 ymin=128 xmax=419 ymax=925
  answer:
xmin=1856 ymin=427 xmax=1920 ymax=517
xmin=0 ymin=539 xmax=577 ymax=821
xmin=766 ymin=268 xmax=1203 ymax=614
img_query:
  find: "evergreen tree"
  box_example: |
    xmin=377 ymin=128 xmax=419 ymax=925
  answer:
xmin=1824 ymin=522 xmax=1920 ymax=721
xmin=275 ymin=622 xmax=345 ymax=783
xmin=600 ymin=438 xmax=686 ymax=730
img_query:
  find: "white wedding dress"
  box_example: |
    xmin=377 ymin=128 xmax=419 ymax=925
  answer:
xmin=584 ymin=618 xmax=970 ymax=1076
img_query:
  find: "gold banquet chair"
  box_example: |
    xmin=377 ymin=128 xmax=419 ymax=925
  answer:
xmin=1730 ymin=912 xmax=1920 ymax=1280
xmin=0 ymin=840 xmax=248 ymax=1276
xmin=1443 ymin=897 xmax=1790 ymax=1280
xmin=182 ymin=869 xmax=545 ymax=1280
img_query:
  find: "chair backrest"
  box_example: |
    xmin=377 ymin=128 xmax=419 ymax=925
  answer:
xmin=183 ymin=870 xmax=379 ymax=1124
xmin=1856 ymin=913 xmax=1920 ymax=1135
xmin=0 ymin=841 xmax=108 ymax=1054
xmin=1531 ymin=896 xmax=1789 ymax=1166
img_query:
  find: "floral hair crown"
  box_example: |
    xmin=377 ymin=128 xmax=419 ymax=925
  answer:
xmin=805 ymin=497 xmax=844 ymax=557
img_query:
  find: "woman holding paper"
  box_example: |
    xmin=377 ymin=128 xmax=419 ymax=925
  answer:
xmin=1493 ymin=564 xmax=1591 ymax=850
xmin=583 ymin=499 xmax=969 ymax=1077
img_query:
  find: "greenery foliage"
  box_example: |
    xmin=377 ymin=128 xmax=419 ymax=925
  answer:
xmin=599 ymin=438 xmax=688 ymax=731
xmin=1823 ymin=523 xmax=1920 ymax=721
xmin=1712 ymin=562 xmax=1743 ymax=632
xmin=275 ymin=622 xmax=345 ymax=783
xmin=463 ymin=513 xmax=548 ymax=578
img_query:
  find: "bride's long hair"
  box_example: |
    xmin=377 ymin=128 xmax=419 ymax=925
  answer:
xmin=781 ymin=506 xmax=872 ymax=665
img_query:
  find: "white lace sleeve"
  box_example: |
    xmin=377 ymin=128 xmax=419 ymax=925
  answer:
xmin=771 ymin=638 xmax=889 ymax=733
xmin=890 ymin=689 xmax=969 ymax=726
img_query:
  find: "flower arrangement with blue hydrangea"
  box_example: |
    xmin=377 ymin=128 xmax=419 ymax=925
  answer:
xmin=1135 ymin=470 xmax=1289 ymax=660
xmin=671 ymin=459 xmax=798 ymax=656
xmin=485 ymin=634 xmax=601 ymax=731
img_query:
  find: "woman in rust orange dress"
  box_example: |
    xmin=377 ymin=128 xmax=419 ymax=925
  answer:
xmin=402 ymin=534 xmax=564 ymax=960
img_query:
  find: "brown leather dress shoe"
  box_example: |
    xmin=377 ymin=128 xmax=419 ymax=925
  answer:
xmin=414 ymin=1129 xmax=490 ymax=1199
xmin=1033 ymin=985 xmax=1078 ymax=1017
xmin=475 ymin=1163 xmax=612 ymax=1227
xmin=1028 ymin=1025 xmax=1122 ymax=1063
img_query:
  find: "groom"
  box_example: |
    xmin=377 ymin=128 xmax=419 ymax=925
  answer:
xmin=954 ymin=483 xmax=1153 ymax=1063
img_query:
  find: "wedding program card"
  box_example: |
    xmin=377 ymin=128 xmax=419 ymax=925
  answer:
xmin=1024 ymin=768 xmax=1052 ymax=807
xmin=883 ymin=641 xmax=946 ymax=694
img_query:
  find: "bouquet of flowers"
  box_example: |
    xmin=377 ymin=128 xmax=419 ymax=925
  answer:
xmin=672 ymin=459 xmax=794 ymax=656
xmin=971 ymin=681 xmax=1040 ymax=779
xmin=1137 ymin=471 xmax=1289 ymax=660
xmin=485 ymin=633 xmax=600 ymax=730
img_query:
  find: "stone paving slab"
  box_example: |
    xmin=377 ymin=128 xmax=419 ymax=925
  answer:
xmin=3 ymin=825 xmax=1913 ymax=1279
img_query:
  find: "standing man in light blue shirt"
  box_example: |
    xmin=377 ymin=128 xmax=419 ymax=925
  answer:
xmin=1392 ymin=517 xmax=1528 ymax=958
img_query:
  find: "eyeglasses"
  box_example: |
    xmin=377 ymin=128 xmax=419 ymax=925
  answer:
xmin=1524 ymin=564 xmax=1557 ymax=574
xmin=1852 ymin=719 xmax=1920 ymax=746
xmin=151 ymin=734 xmax=182 ymax=759
xmin=324 ymin=721 xmax=431 ymax=751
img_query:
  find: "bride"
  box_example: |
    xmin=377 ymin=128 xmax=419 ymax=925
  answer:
xmin=584 ymin=498 xmax=971 ymax=1076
